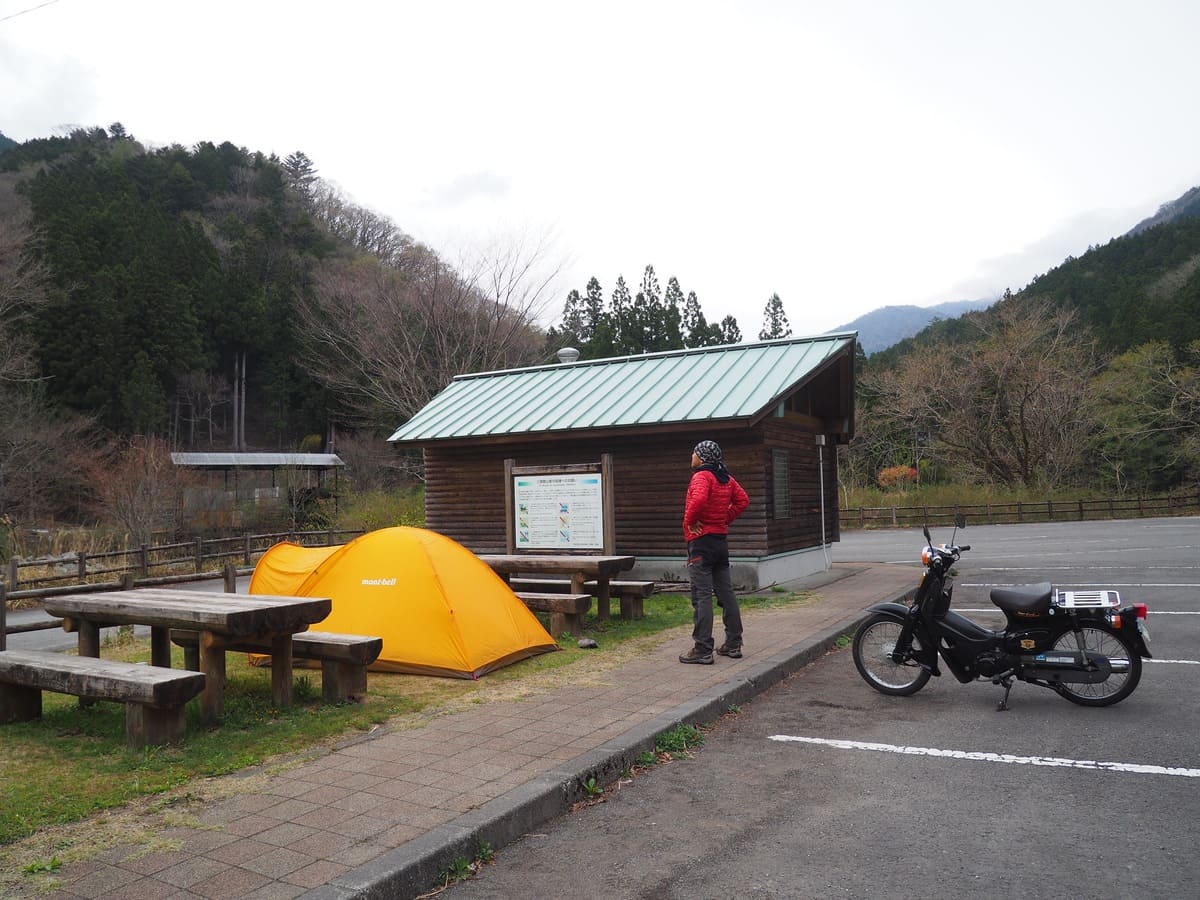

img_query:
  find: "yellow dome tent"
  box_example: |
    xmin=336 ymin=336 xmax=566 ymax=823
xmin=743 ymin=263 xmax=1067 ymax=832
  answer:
xmin=248 ymin=526 xmax=558 ymax=679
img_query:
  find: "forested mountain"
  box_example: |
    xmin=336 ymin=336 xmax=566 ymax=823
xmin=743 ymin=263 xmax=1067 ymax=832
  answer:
xmin=1125 ymin=185 xmax=1200 ymax=237
xmin=0 ymin=131 xmax=16 ymax=154
xmin=854 ymin=190 xmax=1200 ymax=497
xmin=832 ymin=297 xmax=995 ymax=354
xmin=0 ymin=125 xmax=551 ymax=524
xmin=10 ymin=131 xmax=334 ymax=439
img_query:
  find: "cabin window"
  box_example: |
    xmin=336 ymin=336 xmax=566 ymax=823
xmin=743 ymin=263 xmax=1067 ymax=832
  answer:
xmin=772 ymin=449 xmax=791 ymax=519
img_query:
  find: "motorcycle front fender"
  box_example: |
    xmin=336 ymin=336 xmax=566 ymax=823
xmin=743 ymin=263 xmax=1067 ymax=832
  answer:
xmin=864 ymin=602 xmax=940 ymax=675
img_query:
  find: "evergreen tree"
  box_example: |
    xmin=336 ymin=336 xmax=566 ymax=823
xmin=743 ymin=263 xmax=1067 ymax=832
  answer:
xmin=610 ymin=276 xmax=632 ymax=353
xmin=758 ymin=292 xmax=792 ymax=340
xmin=282 ymin=151 xmax=318 ymax=203
xmin=683 ymin=290 xmax=723 ymax=347
xmin=583 ymin=277 xmax=605 ymax=341
xmin=559 ymin=289 xmax=586 ymax=344
xmin=658 ymin=275 xmax=685 ymax=351
xmin=720 ymin=315 xmax=742 ymax=344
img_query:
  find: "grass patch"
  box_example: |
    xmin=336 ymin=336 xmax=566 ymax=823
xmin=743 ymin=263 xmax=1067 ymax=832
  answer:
xmin=0 ymin=587 xmax=812 ymax=848
xmin=655 ymin=723 xmax=705 ymax=759
xmin=562 ymin=587 xmax=814 ymax=645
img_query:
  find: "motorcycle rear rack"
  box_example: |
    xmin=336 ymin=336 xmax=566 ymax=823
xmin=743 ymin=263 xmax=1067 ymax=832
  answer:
xmin=1052 ymin=589 xmax=1121 ymax=610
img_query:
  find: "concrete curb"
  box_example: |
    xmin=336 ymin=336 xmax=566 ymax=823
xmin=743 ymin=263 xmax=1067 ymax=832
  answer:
xmin=302 ymin=581 xmax=911 ymax=899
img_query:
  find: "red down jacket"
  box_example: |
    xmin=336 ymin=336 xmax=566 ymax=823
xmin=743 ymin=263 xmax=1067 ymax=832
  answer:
xmin=682 ymin=467 xmax=749 ymax=541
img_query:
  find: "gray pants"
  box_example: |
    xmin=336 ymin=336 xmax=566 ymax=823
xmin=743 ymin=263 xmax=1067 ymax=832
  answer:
xmin=688 ymin=534 xmax=742 ymax=653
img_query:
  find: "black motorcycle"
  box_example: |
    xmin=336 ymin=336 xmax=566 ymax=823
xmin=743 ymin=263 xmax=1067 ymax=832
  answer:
xmin=852 ymin=518 xmax=1151 ymax=709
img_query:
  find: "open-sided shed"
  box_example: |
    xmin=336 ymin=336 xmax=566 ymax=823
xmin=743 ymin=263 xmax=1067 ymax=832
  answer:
xmin=389 ymin=333 xmax=857 ymax=587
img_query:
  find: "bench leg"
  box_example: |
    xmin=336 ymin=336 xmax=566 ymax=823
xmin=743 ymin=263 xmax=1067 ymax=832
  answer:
xmin=0 ymin=683 xmax=41 ymax=723
xmin=199 ymin=632 xmax=226 ymax=724
xmin=548 ymin=612 xmax=582 ymax=639
xmin=619 ymin=596 xmax=645 ymax=619
xmin=77 ymin=620 xmax=100 ymax=709
xmin=321 ymin=661 xmax=368 ymax=704
xmin=150 ymin=626 xmax=172 ymax=668
xmin=271 ymin=635 xmax=294 ymax=709
xmin=126 ymin=703 xmax=186 ymax=748
xmin=183 ymin=644 xmax=200 ymax=671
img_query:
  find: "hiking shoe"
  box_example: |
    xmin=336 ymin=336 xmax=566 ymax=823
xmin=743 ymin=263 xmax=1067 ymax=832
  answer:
xmin=716 ymin=643 xmax=743 ymax=659
xmin=679 ymin=646 xmax=714 ymax=665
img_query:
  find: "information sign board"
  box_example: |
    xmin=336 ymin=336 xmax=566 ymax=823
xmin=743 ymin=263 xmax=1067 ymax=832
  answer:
xmin=513 ymin=472 xmax=605 ymax=550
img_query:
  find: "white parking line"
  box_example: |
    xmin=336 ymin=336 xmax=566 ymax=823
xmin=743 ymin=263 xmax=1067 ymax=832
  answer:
xmin=767 ymin=735 xmax=1200 ymax=777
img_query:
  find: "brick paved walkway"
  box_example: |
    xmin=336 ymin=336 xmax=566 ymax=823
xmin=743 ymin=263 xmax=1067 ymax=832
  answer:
xmin=8 ymin=562 xmax=915 ymax=899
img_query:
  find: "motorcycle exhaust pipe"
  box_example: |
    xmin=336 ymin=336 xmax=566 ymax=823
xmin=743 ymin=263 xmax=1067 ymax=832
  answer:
xmin=1024 ymin=651 xmax=1115 ymax=684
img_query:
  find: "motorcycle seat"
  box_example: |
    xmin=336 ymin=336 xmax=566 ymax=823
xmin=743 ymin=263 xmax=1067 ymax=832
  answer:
xmin=990 ymin=582 xmax=1053 ymax=614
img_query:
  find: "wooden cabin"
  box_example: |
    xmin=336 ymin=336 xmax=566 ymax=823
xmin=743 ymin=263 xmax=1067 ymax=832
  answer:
xmin=389 ymin=334 xmax=857 ymax=587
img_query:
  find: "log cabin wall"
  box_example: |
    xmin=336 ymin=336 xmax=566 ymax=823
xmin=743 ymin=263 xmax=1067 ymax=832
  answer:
xmin=761 ymin=418 xmax=840 ymax=554
xmin=422 ymin=422 xmax=829 ymax=560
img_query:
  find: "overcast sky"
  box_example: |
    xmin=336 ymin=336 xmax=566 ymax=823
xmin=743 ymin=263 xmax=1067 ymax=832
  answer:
xmin=3 ymin=0 xmax=1199 ymax=338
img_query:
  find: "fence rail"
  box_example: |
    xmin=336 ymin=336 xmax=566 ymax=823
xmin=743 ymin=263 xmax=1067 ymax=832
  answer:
xmin=4 ymin=528 xmax=364 ymax=594
xmin=838 ymin=492 xmax=1200 ymax=529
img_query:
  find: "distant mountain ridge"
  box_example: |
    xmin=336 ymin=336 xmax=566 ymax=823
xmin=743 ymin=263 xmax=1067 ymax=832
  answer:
xmin=1125 ymin=185 xmax=1200 ymax=236
xmin=831 ymin=297 xmax=996 ymax=354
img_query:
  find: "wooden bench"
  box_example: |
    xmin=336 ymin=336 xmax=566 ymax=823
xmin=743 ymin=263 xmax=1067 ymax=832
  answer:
xmin=0 ymin=649 xmax=205 ymax=748
xmin=513 ymin=592 xmax=592 ymax=639
xmin=509 ymin=578 xmax=655 ymax=619
xmin=171 ymin=630 xmax=382 ymax=703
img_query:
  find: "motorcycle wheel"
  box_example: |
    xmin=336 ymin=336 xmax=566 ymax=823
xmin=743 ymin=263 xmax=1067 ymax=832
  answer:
xmin=852 ymin=613 xmax=931 ymax=696
xmin=1052 ymin=623 xmax=1142 ymax=707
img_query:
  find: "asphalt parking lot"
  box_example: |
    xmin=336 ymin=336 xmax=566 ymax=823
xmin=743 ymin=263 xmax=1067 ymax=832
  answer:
xmin=445 ymin=517 xmax=1200 ymax=899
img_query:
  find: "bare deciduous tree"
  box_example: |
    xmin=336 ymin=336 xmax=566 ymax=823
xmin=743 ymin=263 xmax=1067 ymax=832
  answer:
xmin=297 ymin=233 xmax=559 ymax=429
xmin=332 ymin=430 xmax=415 ymax=491
xmin=94 ymin=436 xmax=197 ymax=544
xmin=865 ymin=300 xmax=1097 ymax=489
xmin=175 ymin=371 xmax=231 ymax=448
xmin=0 ymin=388 xmax=97 ymax=522
xmin=308 ymin=180 xmax=414 ymax=266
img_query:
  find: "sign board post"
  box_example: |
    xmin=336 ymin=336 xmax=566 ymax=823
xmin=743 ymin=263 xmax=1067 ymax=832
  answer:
xmin=504 ymin=455 xmax=615 ymax=554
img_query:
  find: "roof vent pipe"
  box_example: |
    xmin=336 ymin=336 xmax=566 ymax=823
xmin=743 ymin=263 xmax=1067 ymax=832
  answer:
xmin=556 ymin=347 xmax=580 ymax=364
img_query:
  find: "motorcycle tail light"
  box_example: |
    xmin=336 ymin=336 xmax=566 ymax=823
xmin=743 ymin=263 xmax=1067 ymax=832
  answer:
xmin=1134 ymin=603 xmax=1148 ymax=620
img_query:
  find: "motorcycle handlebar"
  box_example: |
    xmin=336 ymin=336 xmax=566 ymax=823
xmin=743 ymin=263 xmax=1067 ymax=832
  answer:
xmin=960 ymin=544 xmax=971 ymax=552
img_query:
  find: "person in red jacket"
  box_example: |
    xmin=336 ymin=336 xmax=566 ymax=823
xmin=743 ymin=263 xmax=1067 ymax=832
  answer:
xmin=679 ymin=440 xmax=750 ymax=665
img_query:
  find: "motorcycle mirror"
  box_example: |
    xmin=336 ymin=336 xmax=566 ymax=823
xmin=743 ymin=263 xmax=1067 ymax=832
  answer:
xmin=922 ymin=522 xmax=932 ymax=544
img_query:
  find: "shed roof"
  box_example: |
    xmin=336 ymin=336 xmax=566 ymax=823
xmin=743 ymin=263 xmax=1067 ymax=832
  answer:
xmin=171 ymin=453 xmax=345 ymax=469
xmin=389 ymin=333 xmax=856 ymax=444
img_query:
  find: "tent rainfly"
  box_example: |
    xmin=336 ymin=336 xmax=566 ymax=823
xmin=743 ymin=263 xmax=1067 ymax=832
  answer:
xmin=249 ymin=527 xmax=558 ymax=678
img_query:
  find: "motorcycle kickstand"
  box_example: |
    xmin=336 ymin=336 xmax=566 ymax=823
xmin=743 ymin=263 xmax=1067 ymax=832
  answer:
xmin=995 ymin=676 xmax=1014 ymax=712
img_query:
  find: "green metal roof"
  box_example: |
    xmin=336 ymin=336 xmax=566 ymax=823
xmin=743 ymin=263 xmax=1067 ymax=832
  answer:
xmin=388 ymin=333 xmax=856 ymax=444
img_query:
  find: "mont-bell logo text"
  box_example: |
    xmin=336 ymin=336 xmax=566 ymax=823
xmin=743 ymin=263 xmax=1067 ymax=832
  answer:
xmin=360 ymin=577 xmax=397 ymax=586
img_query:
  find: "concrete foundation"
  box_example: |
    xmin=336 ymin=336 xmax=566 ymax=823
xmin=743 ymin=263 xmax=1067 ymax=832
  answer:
xmin=629 ymin=543 xmax=833 ymax=592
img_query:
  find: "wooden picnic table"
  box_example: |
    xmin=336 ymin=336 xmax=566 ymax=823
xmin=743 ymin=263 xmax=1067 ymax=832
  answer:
xmin=43 ymin=588 xmax=331 ymax=723
xmin=479 ymin=554 xmax=635 ymax=621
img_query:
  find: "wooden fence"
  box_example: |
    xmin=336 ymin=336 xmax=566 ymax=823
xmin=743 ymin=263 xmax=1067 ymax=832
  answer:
xmin=839 ymin=492 xmax=1200 ymax=529
xmin=3 ymin=528 xmax=364 ymax=598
